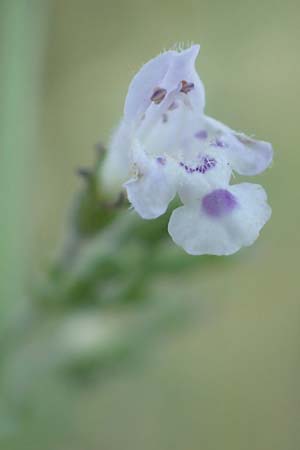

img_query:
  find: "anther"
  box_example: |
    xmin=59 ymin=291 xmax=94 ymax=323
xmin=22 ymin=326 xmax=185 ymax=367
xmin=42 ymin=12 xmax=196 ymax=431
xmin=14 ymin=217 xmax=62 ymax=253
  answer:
xmin=180 ymin=80 xmax=194 ymax=94
xmin=151 ymin=87 xmax=167 ymax=104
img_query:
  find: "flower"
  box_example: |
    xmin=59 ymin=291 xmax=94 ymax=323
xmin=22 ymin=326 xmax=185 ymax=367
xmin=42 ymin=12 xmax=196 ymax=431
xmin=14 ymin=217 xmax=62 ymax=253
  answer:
xmin=101 ymin=44 xmax=273 ymax=255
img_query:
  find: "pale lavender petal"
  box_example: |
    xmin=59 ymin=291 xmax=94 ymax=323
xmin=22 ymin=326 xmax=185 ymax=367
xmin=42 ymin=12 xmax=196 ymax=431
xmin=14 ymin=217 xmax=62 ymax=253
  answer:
xmin=160 ymin=45 xmax=205 ymax=112
xmin=124 ymin=144 xmax=176 ymax=219
xmin=168 ymin=183 xmax=271 ymax=255
xmin=124 ymin=50 xmax=176 ymax=121
xmin=205 ymin=116 xmax=273 ymax=175
xmin=177 ymin=150 xmax=232 ymax=205
xmin=229 ymin=132 xmax=273 ymax=175
xmin=100 ymin=120 xmax=132 ymax=198
xmin=124 ymin=45 xmax=205 ymax=124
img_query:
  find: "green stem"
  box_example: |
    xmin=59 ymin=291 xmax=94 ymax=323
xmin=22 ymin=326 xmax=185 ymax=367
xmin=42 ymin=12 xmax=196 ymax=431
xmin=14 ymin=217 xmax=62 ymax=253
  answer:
xmin=0 ymin=0 xmax=50 ymax=325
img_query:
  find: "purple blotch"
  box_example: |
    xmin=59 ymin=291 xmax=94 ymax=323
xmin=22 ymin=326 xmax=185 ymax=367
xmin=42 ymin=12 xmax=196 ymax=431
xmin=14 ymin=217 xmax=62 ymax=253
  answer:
xmin=202 ymin=189 xmax=237 ymax=218
xmin=156 ymin=156 xmax=166 ymax=166
xmin=211 ymin=138 xmax=228 ymax=148
xmin=195 ymin=130 xmax=208 ymax=140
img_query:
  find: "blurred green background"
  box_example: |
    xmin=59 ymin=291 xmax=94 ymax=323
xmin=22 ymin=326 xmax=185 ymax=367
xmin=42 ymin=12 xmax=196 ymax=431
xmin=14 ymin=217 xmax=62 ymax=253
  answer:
xmin=1 ymin=0 xmax=300 ymax=449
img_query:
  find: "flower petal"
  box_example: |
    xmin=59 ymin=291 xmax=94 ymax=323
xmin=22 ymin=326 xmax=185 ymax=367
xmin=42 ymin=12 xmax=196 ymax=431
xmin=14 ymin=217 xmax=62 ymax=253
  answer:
xmin=177 ymin=149 xmax=232 ymax=205
xmin=160 ymin=45 xmax=205 ymax=112
xmin=124 ymin=144 xmax=176 ymax=219
xmin=124 ymin=51 xmax=175 ymax=122
xmin=229 ymin=132 xmax=273 ymax=175
xmin=124 ymin=45 xmax=205 ymax=124
xmin=205 ymin=116 xmax=273 ymax=175
xmin=168 ymin=183 xmax=271 ymax=255
xmin=100 ymin=120 xmax=132 ymax=198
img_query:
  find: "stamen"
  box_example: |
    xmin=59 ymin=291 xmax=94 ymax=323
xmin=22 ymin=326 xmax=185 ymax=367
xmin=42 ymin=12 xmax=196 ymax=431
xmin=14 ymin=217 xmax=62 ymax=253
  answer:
xmin=180 ymin=80 xmax=195 ymax=94
xmin=151 ymin=87 xmax=167 ymax=104
xmin=162 ymin=113 xmax=168 ymax=123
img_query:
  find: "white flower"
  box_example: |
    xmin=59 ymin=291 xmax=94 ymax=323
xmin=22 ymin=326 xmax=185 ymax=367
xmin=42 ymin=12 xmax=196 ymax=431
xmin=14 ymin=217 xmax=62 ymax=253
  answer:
xmin=101 ymin=44 xmax=273 ymax=255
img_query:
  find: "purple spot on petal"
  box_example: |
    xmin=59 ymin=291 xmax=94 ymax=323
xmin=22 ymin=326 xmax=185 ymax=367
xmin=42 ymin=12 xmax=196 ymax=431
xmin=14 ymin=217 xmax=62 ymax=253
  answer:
xmin=156 ymin=156 xmax=166 ymax=166
xmin=211 ymin=138 xmax=228 ymax=148
xmin=202 ymin=189 xmax=237 ymax=218
xmin=201 ymin=156 xmax=217 ymax=172
xmin=179 ymin=156 xmax=217 ymax=174
xmin=195 ymin=130 xmax=208 ymax=140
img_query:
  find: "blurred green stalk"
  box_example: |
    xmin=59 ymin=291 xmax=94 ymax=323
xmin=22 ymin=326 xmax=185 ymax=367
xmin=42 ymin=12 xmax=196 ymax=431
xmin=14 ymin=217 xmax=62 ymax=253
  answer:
xmin=0 ymin=1 xmax=50 ymax=324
